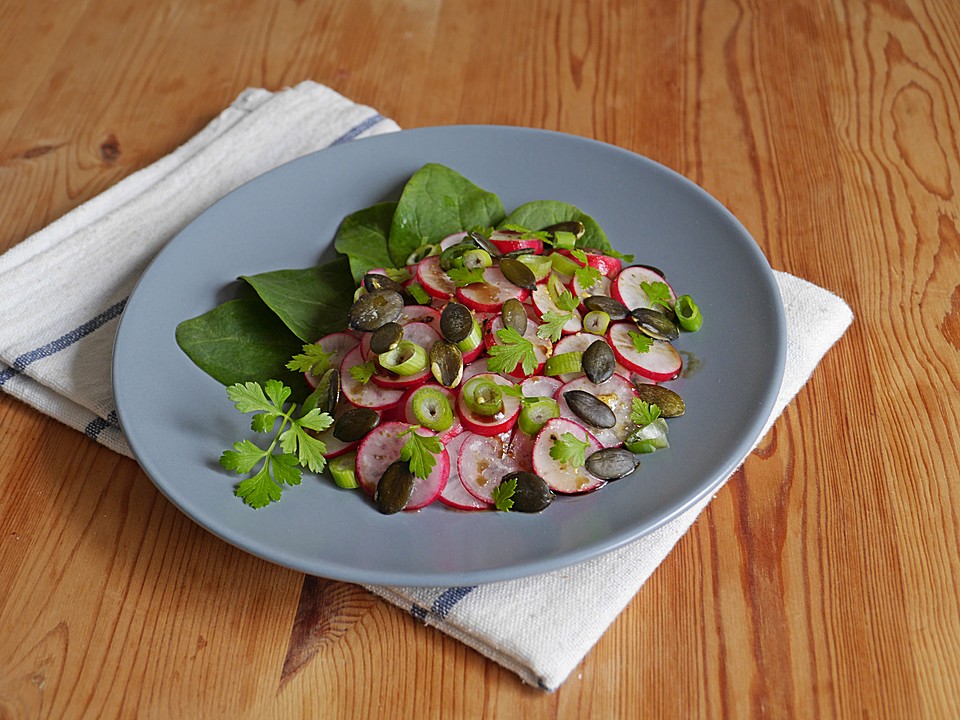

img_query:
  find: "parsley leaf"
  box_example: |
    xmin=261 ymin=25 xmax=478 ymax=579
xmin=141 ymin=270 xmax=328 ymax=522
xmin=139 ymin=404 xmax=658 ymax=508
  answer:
xmin=286 ymin=343 xmax=335 ymax=376
xmin=604 ymin=247 xmax=635 ymax=263
xmin=628 ymin=331 xmax=653 ymax=354
xmin=641 ymin=281 xmax=673 ymax=309
xmin=446 ymin=266 xmax=487 ymax=287
xmin=399 ymin=426 xmax=444 ymax=479
xmin=220 ymin=380 xmax=333 ymax=508
xmin=549 ymin=431 xmax=590 ymax=468
xmin=492 ymin=476 xmax=517 ymax=511
xmin=630 ymin=399 xmax=661 ymax=427
xmin=499 ymin=224 xmax=550 ymax=242
xmin=554 ymin=288 xmax=580 ymax=312
xmin=487 ymin=327 xmax=537 ymax=375
xmin=536 ymin=311 xmax=572 ymax=342
xmin=570 ymin=249 xmax=603 ymax=290
xmin=349 ymin=360 xmax=377 ymax=385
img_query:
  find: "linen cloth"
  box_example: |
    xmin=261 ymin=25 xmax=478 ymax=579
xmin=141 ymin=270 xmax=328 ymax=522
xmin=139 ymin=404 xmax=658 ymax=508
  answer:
xmin=0 ymin=81 xmax=853 ymax=690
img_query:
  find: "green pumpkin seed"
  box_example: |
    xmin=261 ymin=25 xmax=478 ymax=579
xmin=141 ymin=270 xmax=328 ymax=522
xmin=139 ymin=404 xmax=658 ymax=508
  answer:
xmin=633 ymin=383 xmax=685 ymax=417
xmin=348 ymin=289 xmax=404 ymax=332
xmin=563 ymin=390 xmax=617 ymax=428
xmin=375 ymin=460 xmax=416 ymax=514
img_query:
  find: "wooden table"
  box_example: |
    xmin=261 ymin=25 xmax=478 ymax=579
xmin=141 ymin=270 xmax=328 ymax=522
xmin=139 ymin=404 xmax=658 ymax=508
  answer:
xmin=2 ymin=0 xmax=958 ymax=716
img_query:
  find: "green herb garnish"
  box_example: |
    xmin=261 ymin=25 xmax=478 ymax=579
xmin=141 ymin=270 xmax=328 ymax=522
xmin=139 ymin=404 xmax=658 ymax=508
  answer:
xmin=630 ymin=399 xmax=661 ymax=427
xmin=628 ymin=331 xmax=653 ymax=354
xmin=286 ymin=343 xmax=335 ymax=376
xmin=219 ymin=380 xmax=333 ymax=508
xmin=446 ymin=266 xmax=487 ymax=287
xmin=487 ymin=327 xmax=537 ymax=375
xmin=492 ymin=476 xmax=518 ymax=511
xmin=399 ymin=425 xmax=444 ymax=479
xmin=640 ymin=280 xmax=673 ymax=309
xmin=348 ymin=360 xmax=377 ymax=385
xmin=549 ymin=431 xmax=590 ymax=468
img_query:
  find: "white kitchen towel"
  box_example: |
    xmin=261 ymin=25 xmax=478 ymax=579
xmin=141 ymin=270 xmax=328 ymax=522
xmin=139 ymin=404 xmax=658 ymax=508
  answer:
xmin=0 ymin=82 xmax=853 ymax=691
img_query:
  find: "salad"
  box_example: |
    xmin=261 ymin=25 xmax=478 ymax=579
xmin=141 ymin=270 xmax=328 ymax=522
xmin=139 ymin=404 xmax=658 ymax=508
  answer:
xmin=176 ymin=163 xmax=702 ymax=513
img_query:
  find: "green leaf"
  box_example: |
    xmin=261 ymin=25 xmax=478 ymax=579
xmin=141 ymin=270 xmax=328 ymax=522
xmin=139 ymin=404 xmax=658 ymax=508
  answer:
xmin=219 ymin=439 xmax=267 ymax=475
xmin=349 ymin=361 xmax=377 ymax=385
xmin=250 ymin=413 xmax=276 ymax=433
xmin=226 ymin=381 xmax=279 ymax=414
xmin=499 ymin=224 xmax=550 ymax=242
xmin=399 ymin=426 xmax=443 ymax=479
xmin=286 ymin=343 xmax=335 ymax=376
xmin=499 ymin=200 xmax=611 ymax=252
xmin=279 ymin=424 xmax=329 ymax=474
xmin=333 ymin=201 xmax=398 ymax=284
xmin=234 ymin=463 xmax=285 ymax=509
xmin=554 ymin=288 xmax=580 ymax=312
xmin=388 ymin=163 xmax=506 ymax=267
xmin=487 ymin=327 xmax=537 ymax=375
xmin=549 ymin=431 xmax=590 ymax=468
xmin=492 ymin=476 xmax=517 ymax=512
xmin=240 ymin=256 xmax=355 ymax=342
xmin=175 ymin=297 xmax=309 ymax=395
xmin=630 ymin=399 xmax=661 ymax=427
xmin=270 ymin=452 xmax=304 ymax=487
xmin=641 ymin=281 xmax=673 ymax=309
xmin=296 ymin=408 xmax=335 ymax=433
xmin=536 ymin=311 xmax=572 ymax=342
xmin=571 ymin=250 xmax=603 ymax=290
xmin=446 ymin=266 xmax=487 ymax=287
xmin=628 ymin=331 xmax=653 ymax=354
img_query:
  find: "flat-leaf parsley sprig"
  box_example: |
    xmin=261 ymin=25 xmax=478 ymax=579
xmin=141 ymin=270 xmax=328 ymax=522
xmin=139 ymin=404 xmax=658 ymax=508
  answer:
xmin=219 ymin=379 xmax=333 ymax=509
xmin=398 ymin=425 xmax=444 ymax=478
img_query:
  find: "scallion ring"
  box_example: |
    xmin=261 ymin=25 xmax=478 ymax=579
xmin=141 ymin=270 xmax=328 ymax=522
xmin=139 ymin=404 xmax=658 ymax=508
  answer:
xmin=461 ymin=376 xmax=504 ymax=416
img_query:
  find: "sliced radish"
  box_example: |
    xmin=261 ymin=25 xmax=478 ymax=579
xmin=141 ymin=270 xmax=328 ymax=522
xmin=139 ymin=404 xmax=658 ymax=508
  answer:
xmin=305 ymin=332 xmax=360 ymax=388
xmin=555 ymin=373 xmax=637 ymax=447
xmin=555 ymin=248 xmax=623 ymax=278
xmin=438 ymin=432 xmax=490 ymax=510
xmin=488 ymin=229 xmax=544 ymax=255
xmin=460 ymin=356 xmax=491 ymax=385
xmin=455 ymin=266 xmax=530 ymax=312
xmin=340 ymin=346 xmax=404 ymax=410
xmin=401 ymin=383 xmax=457 ymax=430
xmin=532 ymin=418 xmax=605 ymax=494
xmin=571 ymin=273 xmax=611 ymax=304
xmin=417 ymin=256 xmax=456 ymax=299
xmin=439 ymin=232 xmax=468 ymax=250
xmin=611 ymin=265 xmax=677 ymax=311
xmin=457 ymin=430 xmax=523 ymax=503
xmin=456 ymin=373 xmax=521 ymax=436
xmin=369 ymin=321 xmax=440 ymax=390
xmin=398 ymin=304 xmax=441 ymax=326
xmin=313 ymin=425 xmax=359 ymax=459
xmin=506 ymin=425 xmax=536 ymax=471
xmin=520 ymin=374 xmax=562 ymax=399
xmin=608 ymin=322 xmax=683 ymax=381
xmin=530 ymin=286 xmax=582 ymax=335
xmin=553 ymin=333 xmax=633 ymax=383
xmin=355 ymin=421 xmax=449 ymax=510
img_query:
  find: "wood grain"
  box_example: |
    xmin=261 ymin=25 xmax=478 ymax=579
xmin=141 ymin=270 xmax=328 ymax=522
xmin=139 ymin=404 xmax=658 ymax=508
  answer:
xmin=1 ymin=0 xmax=959 ymax=717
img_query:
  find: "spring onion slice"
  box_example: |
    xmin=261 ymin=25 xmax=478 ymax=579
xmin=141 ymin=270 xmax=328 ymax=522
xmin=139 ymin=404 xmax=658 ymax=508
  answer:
xmin=329 ymin=452 xmax=360 ymax=489
xmin=675 ymin=295 xmax=703 ymax=332
xmin=518 ymin=398 xmax=561 ymax=435
xmin=544 ymin=351 xmax=583 ymax=376
xmin=455 ymin=318 xmax=483 ymax=353
xmin=461 ymin=376 xmax=504 ymax=416
xmin=582 ymin=310 xmax=611 ymax=335
xmin=378 ymin=340 xmax=427 ymax=376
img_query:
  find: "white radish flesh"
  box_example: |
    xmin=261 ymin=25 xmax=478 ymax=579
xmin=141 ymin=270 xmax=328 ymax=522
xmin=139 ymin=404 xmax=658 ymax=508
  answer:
xmin=556 ymin=374 xmax=637 ymax=447
xmin=532 ymin=418 xmax=605 ymax=494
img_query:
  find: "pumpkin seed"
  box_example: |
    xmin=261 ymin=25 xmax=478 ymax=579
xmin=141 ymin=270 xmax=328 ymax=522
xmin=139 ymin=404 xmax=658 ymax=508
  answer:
xmin=348 ymin=289 xmax=404 ymax=332
xmin=582 ymin=294 xmax=630 ymax=321
xmin=375 ymin=460 xmax=415 ymax=514
xmin=430 ymin=340 xmax=464 ymax=388
xmin=633 ymin=383 xmax=685 ymax=417
xmin=440 ymin=301 xmax=474 ymax=343
xmin=585 ymin=447 xmax=640 ymax=480
xmin=501 ymin=298 xmax=528 ymax=335
xmin=630 ymin=307 xmax=680 ymax=341
xmin=369 ymin=321 xmax=403 ymax=355
xmin=502 ymin=471 xmax=554 ymax=512
xmin=563 ymin=389 xmax=617 ymax=428
xmin=499 ymin=256 xmax=537 ymax=291
xmin=581 ymin=339 xmax=616 ymax=384
xmin=333 ymin=407 xmax=380 ymax=442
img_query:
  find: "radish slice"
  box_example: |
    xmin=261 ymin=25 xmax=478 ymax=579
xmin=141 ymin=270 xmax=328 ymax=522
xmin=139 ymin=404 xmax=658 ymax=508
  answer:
xmin=369 ymin=321 xmax=440 ymax=390
xmin=460 ymin=356 xmax=491 ymax=385
xmin=438 ymin=432 xmax=490 ymax=510
xmin=555 ymin=374 xmax=637 ymax=447
xmin=417 ymin=256 xmax=456 ymax=299
xmin=401 ymin=383 xmax=457 ymax=429
xmin=398 ymin=304 xmax=442 ymax=326
xmin=340 ymin=346 xmax=405 ymax=410
xmin=305 ymin=331 xmax=360 ymax=388
xmin=456 ymin=373 xmax=521 ymax=436
xmin=488 ymin=230 xmax=544 ymax=255
xmin=313 ymin=426 xmax=359 ymax=459
xmin=457 ymin=430 xmax=523 ymax=503
xmin=571 ymin=273 xmax=611 ymax=304
xmin=530 ymin=287 xmax=582 ymax=335
xmin=355 ymin=421 xmax=449 ymax=510
xmin=552 ymin=333 xmax=633 ymax=383
xmin=532 ymin=418 xmax=605 ymax=494
xmin=611 ymin=266 xmax=677 ymax=311
xmin=455 ymin=267 xmax=530 ymax=312
xmin=520 ymin=375 xmax=562 ymax=399
xmin=555 ymin=249 xmax=623 ymax=278
xmin=608 ymin=322 xmax=683 ymax=381
xmin=439 ymin=232 xmax=468 ymax=250
xmin=507 ymin=425 xmax=536 ymax=470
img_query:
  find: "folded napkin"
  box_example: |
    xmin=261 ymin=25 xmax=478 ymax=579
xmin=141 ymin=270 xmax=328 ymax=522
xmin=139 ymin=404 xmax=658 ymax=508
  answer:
xmin=0 ymin=81 xmax=852 ymax=690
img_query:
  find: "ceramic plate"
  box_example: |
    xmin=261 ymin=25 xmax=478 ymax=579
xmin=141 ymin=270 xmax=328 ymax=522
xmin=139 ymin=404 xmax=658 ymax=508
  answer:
xmin=113 ymin=126 xmax=785 ymax=586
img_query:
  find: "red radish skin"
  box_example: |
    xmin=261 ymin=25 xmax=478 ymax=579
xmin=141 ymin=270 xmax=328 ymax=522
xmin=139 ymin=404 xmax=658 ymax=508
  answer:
xmin=610 ymin=266 xmax=677 ymax=311
xmin=532 ymin=418 xmax=605 ymax=494
xmin=555 ymin=374 xmax=637 ymax=447
xmin=305 ymin=331 xmax=360 ymax=388
xmin=457 ymin=430 xmax=523 ymax=503
xmin=340 ymin=346 xmax=404 ymax=410
xmin=608 ymin=322 xmax=683 ymax=381
xmin=488 ymin=230 xmax=545 ymax=255
xmin=417 ymin=256 xmax=456 ymax=299
xmin=314 ymin=426 xmax=359 ymax=459
xmin=455 ymin=267 xmax=530 ymax=312
xmin=355 ymin=422 xmax=449 ymax=510
xmin=456 ymin=373 xmax=521 ymax=435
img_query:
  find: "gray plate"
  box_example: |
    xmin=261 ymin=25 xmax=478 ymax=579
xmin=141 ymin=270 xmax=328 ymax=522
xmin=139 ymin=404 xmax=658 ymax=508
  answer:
xmin=113 ymin=126 xmax=785 ymax=587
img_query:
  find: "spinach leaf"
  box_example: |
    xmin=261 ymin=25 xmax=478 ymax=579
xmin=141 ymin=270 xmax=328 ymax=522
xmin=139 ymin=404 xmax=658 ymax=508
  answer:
xmin=241 ymin=256 xmax=355 ymax=342
xmin=175 ymin=297 xmax=310 ymax=397
xmin=333 ymin=201 xmax=397 ymax=284
xmin=388 ymin=163 xmax=506 ymax=266
xmin=500 ymin=200 xmax=610 ymax=252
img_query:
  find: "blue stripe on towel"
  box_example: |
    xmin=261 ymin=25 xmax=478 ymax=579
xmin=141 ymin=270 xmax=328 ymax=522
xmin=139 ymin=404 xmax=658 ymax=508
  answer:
xmin=85 ymin=409 xmax=120 ymax=440
xmin=432 ymin=586 xmax=477 ymax=618
xmin=331 ymin=114 xmax=384 ymax=145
